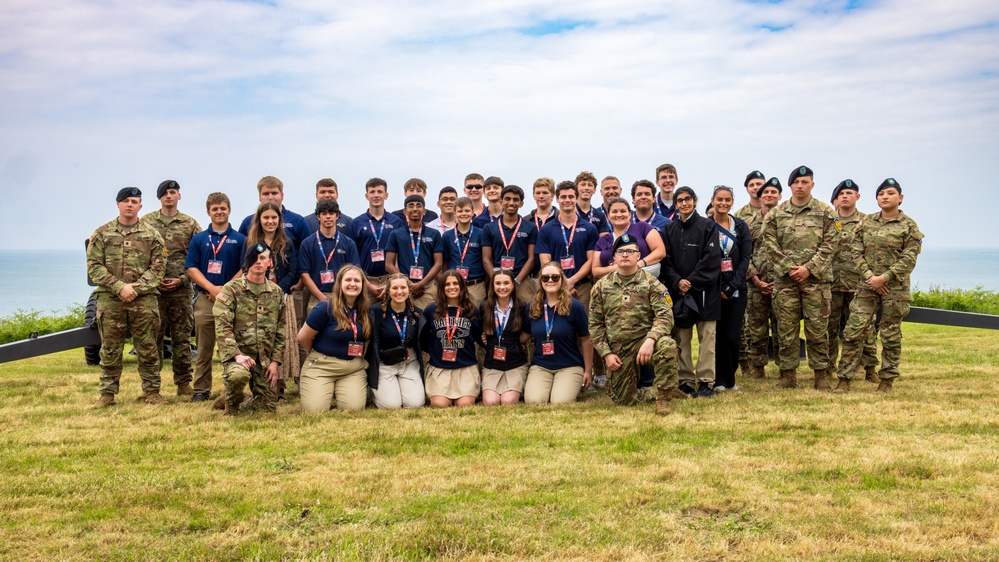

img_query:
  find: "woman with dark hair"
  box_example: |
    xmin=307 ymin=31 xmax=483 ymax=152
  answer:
xmin=523 ymin=262 xmax=593 ymax=404
xmin=479 ymin=269 xmax=530 ymax=406
xmin=590 ymin=197 xmax=666 ymax=280
xmin=419 ymin=269 xmax=482 ymax=407
xmin=368 ymin=273 xmax=425 ymax=409
xmin=709 ymin=186 xmax=753 ymax=392
xmin=297 ymin=264 xmax=372 ymax=413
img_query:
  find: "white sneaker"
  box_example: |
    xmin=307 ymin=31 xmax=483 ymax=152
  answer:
xmin=729 ymin=385 xmax=739 ymax=391
xmin=714 ymin=385 xmax=727 ymax=392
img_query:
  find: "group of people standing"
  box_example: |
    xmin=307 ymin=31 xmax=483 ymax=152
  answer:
xmin=85 ymin=164 xmax=922 ymax=416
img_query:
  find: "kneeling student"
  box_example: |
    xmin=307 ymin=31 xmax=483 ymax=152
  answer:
xmin=480 ymin=270 xmax=530 ymax=406
xmin=368 ymin=274 xmax=425 ymax=409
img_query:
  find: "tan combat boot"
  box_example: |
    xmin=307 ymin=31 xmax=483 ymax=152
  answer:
xmin=739 ymin=359 xmax=752 ymax=377
xmin=746 ymin=364 xmax=766 ymax=379
xmin=223 ymin=392 xmax=243 ymax=416
xmin=92 ymin=394 xmax=116 ymax=409
xmin=833 ymin=378 xmax=851 ymax=394
xmin=212 ymin=394 xmax=226 ymax=410
xmin=875 ymin=379 xmax=894 ymax=394
xmin=142 ymin=392 xmax=167 ymax=405
xmin=865 ymin=366 xmax=880 ymax=383
xmin=813 ymin=369 xmax=832 ymax=391
xmin=668 ymin=388 xmax=691 ymax=400
xmin=176 ymin=382 xmax=195 ymax=396
xmin=655 ymin=388 xmax=673 ymax=416
xmin=776 ymin=370 xmax=798 ymax=389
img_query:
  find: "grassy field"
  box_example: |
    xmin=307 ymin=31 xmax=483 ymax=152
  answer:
xmin=1 ymin=323 xmax=998 ymax=561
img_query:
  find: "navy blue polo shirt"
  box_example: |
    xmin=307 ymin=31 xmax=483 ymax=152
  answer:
xmin=238 ymin=205 xmax=311 ymax=250
xmin=526 ymin=208 xmax=557 ymax=274
xmin=481 ymin=216 xmax=537 ymax=275
xmin=654 ymin=197 xmax=678 ymax=221
xmin=385 ymin=225 xmax=444 ymax=281
xmin=305 ymin=300 xmax=365 ymax=360
xmin=577 ymin=205 xmax=610 ymax=234
xmin=185 ymin=225 xmax=246 ymax=291
xmin=297 ymin=231 xmax=361 ymax=293
xmin=391 ymin=208 xmax=439 ymax=224
xmin=305 ymin=212 xmax=353 ymax=235
xmin=444 ymin=226 xmax=485 ymax=281
xmin=421 ymin=304 xmax=481 ymax=369
xmin=633 ymin=211 xmax=671 ymax=231
xmin=372 ymin=304 xmax=420 ymax=351
xmin=472 ymin=207 xmax=502 ymax=229
xmin=347 ymin=211 xmax=406 ymax=277
xmin=482 ymin=303 xmax=529 ymax=371
xmin=536 ymin=217 xmax=599 ymax=279
xmin=524 ymin=299 xmax=589 ymax=370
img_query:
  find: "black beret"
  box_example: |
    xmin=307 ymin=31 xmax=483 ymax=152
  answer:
xmin=756 ymin=177 xmax=782 ymax=198
xmin=243 ymin=242 xmax=271 ymax=271
xmin=116 ymin=187 xmax=141 ymax=202
xmin=612 ymin=233 xmax=641 ymax=254
xmin=876 ymin=178 xmax=901 ymax=197
xmin=788 ymin=165 xmax=814 ymax=186
xmin=744 ymin=170 xmax=765 ymax=187
xmin=157 ymin=180 xmax=179 ymax=199
xmin=830 ymin=179 xmax=859 ymax=203
xmin=404 ymin=194 xmax=426 ymax=207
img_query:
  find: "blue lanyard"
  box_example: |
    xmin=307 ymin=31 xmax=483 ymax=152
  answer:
xmin=409 ymin=227 xmax=423 ymax=264
xmin=368 ymin=218 xmax=385 ymax=249
xmin=543 ymin=303 xmax=556 ymax=339
xmin=559 ymin=219 xmax=577 ymax=253
xmin=494 ymin=302 xmax=512 ymax=336
xmin=452 ymin=228 xmax=471 ymax=265
xmin=391 ymin=311 xmax=409 ymax=341
xmin=316 ymin=231 xmax=340 ymax=268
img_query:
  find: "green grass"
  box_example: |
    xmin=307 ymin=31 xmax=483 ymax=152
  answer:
xmin=1 ymin=324 xmax=999 ymax=560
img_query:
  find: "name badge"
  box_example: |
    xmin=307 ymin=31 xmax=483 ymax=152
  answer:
xmin=320 ymin=270 xmax=335 ymax=284
xmin=347 ymin=341 xmax=364 ymax=357
xmin=492 ymin=346 xmax=507 ymax=361
xmin=409 ymin=266 xmax=424 ymax=280
xmin=207 ymin=260 xmax=223 ymax=275
xmin=441 ymin=349 xmax=457 ymax=362
xmin=560 ymin=256 xmax=575 ymax=271
xmin=371 ymin=250 xmax=385 ymax=262
xmin=500 ymin=255 xmax=515 ymax=269
xmin=721 ymin=258 xmax=733 ymax=272
xmin=541 ymin=341 xmax=555 ymax=355
xmin=456 ymin=266 xmax=469 ymax=279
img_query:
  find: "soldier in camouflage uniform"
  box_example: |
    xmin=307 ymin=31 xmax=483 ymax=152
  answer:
xmin=762 ymin=166 xmax=838 ymax=390
xmin=589 ymin=234 xmax=679 ymax=415
xmin=739 ymin=177 xmax=782 ymax=378
xmin=827 ymin=180 xmax=879 ymax=383
xmin=733 ymin=170 xmax=766 ymax=221
xmin=213 ymin=243 xmax=287 ymax=415
xmin=835 ymin=179 xmax=922 ymax=394
xmin=87 ymin=187 xmax=166 ymax=409
xmin=141 ymin=180 xmax=202 ymax=396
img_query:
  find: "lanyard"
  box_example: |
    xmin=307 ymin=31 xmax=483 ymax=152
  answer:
xmin=498 ymin=218 xmax=522 ymax=256
xmin=209 ymin=233 xmax=228 ymax=259
xmin=345 ymin=306 xmax=358 ymax=340
xmin=543 ymin=303 xmax=556 ymax=339
xmin=534 ymin=208 xmax=554 ymax=231
xmin=494 ymin=301 xmax=512 ymax=336
xmin=559 ymin=219 xmax=577 ymax=253
xmin=316 ymin=231 xmax=340 ymax=268
xmin=452 ymin=228 xmax=472 ymax=265
xmin=441 ymin=220 xmax=456 ymax=233
xmin=367 ymin=218 xmax=385 ymax=249
xmin=391 ymin=311 xmax=409 ymax=341
xmin=445 ymin=306 xmax=462 ymax=346
xmin=409 ymin=227 xmax=423 ymax=264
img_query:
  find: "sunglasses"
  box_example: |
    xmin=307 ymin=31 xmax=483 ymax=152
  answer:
xmin=540 ymin=274 xmax=562 ymax=283
xmin=466 ymin=184 xmax=483 ymax=190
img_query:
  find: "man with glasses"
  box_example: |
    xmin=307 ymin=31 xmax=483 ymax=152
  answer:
xmin=463 ymin=173 xmax=487 ymax=216
xmin=654 ymin=164 xmax=680 ymax=221
xmin=428 ymin=186 xmax=458 ymax=233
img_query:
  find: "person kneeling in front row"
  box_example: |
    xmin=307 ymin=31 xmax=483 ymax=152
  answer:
xmin=419 ymin=270 xmax=483 ymax=408
xmin=368 ymin=274 xmax=425 ymax=409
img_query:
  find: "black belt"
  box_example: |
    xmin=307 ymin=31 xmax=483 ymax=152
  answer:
xmin=465 ymin=277 xmax=486 ymax=286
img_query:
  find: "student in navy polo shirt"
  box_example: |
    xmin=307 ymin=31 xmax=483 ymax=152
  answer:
xmin=632 ymin=180 xmax=671 ymax=231
xmin=472 ymin=176 xmax=504 ymax=229
xmin=347 ymin=177 xmax=406 ymax=299
xmin=481 ymin=185 xmax=537 ymax=305
xmin=238 ymin=176 xmax=311 ymax=249
xmin=386 ymin=195 xmax=444 ymax=309
xmin=186 ymin=192 xmax=247 ymax=402
xmin=299 ymin=198 xmax=360 ymax=313
xmin=463 ymin=173 xmax=486 ymax=217
xmin=654 ymin=163 xmax=679 ymax=221
xmin=305 ymin=178 xmax=353 ymax=234
xmin=444 ymin=197 xmax=487 ymax=307
xmin=574 ymin=171 xmax=610 ymax=235
xmin=526 ymin=177 xmax=557 ymax=281
xmin=523 ymin=262 xmax=593 ymax=404
xmin=420 ymin=270 xmax=482 ymax=408
xmin=480 ymin=270 xmax=530 ymax=406
xmin=391 ymin=178 xmax=439 ymax=225
xmin=537 ymin=181 xmax=600 ymax=309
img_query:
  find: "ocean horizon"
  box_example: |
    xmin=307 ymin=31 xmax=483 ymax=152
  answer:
xmin=0 ymin=247 xmax=995 ymax=319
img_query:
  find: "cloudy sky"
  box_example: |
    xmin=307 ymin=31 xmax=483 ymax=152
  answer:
xmin=1 ymin=0 xmax=996 ymax=249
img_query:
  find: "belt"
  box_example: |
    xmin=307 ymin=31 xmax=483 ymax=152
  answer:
xmin=465 ymin=277 xmax=486 ymax=286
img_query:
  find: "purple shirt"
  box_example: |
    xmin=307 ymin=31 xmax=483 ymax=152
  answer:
xmin=595 ymin=222 xmax=655 ymax=267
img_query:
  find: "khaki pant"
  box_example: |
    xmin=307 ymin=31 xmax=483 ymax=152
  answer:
xmin=516 ymin=277 xmax=536 ymax=305
xmin=192 ymin=294 xmax=217 ymax=394
xmin=674 ymin=320 xmax=717 ymax=385
xmin=372 ymin=354 xmax=425 ymax=409
xmin=524 ymin=365 xmax=584 ymax=404
xmin=411 ymin=279 xmax=438 ymax=310
xmin=299 ymin=351 xmax=368 ymax=413
xmin=467 ymin=281 xmax=487 ymax=308
xmin=573 ymin=280 xmax=593 ymax=310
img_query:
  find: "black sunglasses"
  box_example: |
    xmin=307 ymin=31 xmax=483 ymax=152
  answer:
xmin=540 ymin=274 xmax=561 ymax=283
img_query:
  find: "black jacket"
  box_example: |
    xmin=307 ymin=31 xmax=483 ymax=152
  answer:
xmin=713 ymin=216 xmax=753 ymax=298
xmin=661 ymin=211 xmax=722 ymax=321
xmin=365 ymin=303 xmax=425 ymax=390
xmin=272 ymin=244 xmax=298 ymax=295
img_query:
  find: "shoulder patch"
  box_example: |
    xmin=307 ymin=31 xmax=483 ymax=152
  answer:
xmin=217 ymin=293 xmax=229 ymax=302
xmin=834 ymin=217 xmax=842 ymax=231
xmin=163 ymin=247 xmax=169 ymax=256
xmin=663 ymin=291 xmax=673 ymax=307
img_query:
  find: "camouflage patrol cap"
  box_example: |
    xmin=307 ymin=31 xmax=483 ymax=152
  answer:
xmin=876 ymin=178 xmax=901 ymax=197
xmin=612 ymin=233 xmax=641 ymax=253
xmin=116 ymin=187 xmax=141 ymax=202
xmin=744 ymin=170 xmax=765 ymax=187
xmin=157 ymin=180 xmax=179 ymax=199
xmin=243 ymin=242 xmax=271 ymax=271
xmin=830 ymin=179 xmax=859 ymax=203
xmin=756 ymin=177 xmax=782 ymax=198
xmin=788 ymin=165 xmax=814 ymax=185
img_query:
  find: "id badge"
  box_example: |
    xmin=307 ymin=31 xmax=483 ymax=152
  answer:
xmin=207 ymin=260 xmax=223 ymax=275
xmin=442 ymin=349 xmax=457 ymax=362
xmin=492 ymin=346 xmax=507 ymax=361
xmin=347 ymin=341 xmax=364 ymax=357
xmin=541 ymin=341 xmax=555 ymax=355
xmin=320 ymin=270 xmax=335 ymax=284
xmin=721 ymin=258 xmax=733 ymax=272
xmin=371 ymin=250 xmax=385 ymax=262
xmin=409 ymin=266 xmax=424 ymax=280
xmin=500 ymin=255 xmax=515 ymax=269
xmin=456 ymin=266 xmax=469 ymax=279
xmin=560 ymin=256 xmax=575 ymax=271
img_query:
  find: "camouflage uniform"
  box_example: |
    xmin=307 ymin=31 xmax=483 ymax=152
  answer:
xmin=828 ymin=210 xmax=878 ymax=371
xmin=837 ymin=211 xmax=923 ymax=381
xmin=733 ymin=203 xmax=761 ymax=222
xmin=86 ymin=219 xmax=166 ymax=395
xmin=762 ymin=197 xmax=838 ymax=372
xmin=213 ymin=277 xmax=287 ymax=413
xmin=589 ymin=269 xmax=679 ymax=405
xmin=141 ymin=210 xmax=201 ymax=385
xmin=740 ymin=208 xmax=778 ymax=370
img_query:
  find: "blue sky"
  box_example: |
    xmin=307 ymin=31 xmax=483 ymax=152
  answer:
xmin=1 ymin=0 xmax=997 ymax=248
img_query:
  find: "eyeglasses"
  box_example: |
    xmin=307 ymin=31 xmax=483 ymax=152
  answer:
xmin=540 ymin=274 xmax=561 ymax=283
xmin=614 ymin=249 xmax=640 ymax=256
xmin=675 ymin=196 xmax=694 ymax=204
xmin=466 ymin=184 xmax=483 ymax=190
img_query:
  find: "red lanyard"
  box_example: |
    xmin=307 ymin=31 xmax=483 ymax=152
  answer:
xmin=317 ymin=231 xmax=340 ymax=268
xmin=445 ymin=306 xmax=462 ymax=346
xmin=534 ymin=208 xmax=554 ymax=231
xmin=560 ymin=219 xmax=577 ymax=252
xmin=210 ymin=234 xmax=228 ymax=258
xmin=452 ymin=228 xmax=472 ymax=265
xmin=345 ymin=306 xmax=358 ymax=340
xmin=498 ymin=218 xmax=522 ymax=255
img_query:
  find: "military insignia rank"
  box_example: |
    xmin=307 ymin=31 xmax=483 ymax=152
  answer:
xmin=834 ymin=217 xmax=842 ymax=231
